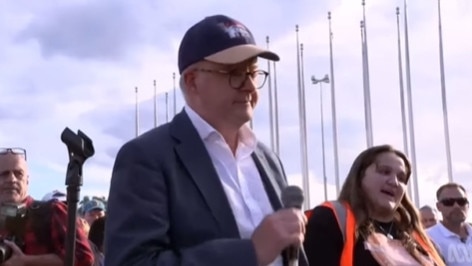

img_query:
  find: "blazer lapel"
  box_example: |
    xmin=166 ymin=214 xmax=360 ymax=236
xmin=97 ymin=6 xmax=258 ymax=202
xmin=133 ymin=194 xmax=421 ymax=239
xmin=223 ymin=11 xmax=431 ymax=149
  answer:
xmin=253 ymin=146 xmax=310 ymax=266
xmin=252 ymin=148 xmax=284 ymax=211
xmin=170 ymin=111 xmax=239 ymax=238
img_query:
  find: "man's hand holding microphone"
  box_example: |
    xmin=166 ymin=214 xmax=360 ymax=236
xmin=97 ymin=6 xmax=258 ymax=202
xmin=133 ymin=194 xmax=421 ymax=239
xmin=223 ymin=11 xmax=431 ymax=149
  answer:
xmin=251 ymin=186 xmax=306 ymax=266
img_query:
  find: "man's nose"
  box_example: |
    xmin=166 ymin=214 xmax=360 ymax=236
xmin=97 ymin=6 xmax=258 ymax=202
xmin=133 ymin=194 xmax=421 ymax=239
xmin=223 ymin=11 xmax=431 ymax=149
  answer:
xmin=241 ymin=77 xmax=257 ymax=92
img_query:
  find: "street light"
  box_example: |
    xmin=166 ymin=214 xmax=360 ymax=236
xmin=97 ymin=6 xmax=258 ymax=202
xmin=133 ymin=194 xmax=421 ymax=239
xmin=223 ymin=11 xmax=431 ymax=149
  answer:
xmin=311 ymin=74 xmax=330 ymax=202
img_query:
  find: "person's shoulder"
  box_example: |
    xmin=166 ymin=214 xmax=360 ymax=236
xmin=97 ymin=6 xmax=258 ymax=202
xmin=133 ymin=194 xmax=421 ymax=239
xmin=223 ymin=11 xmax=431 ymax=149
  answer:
xmin=426 ymin=223 xmax=448 ymax=244
xmin=116 ymin=123 xmax=173 ymax=159
xmin=426 ymin=223 xmax=441 ymax=235
xmin=47 ymin=199 xmax=68 ymax=214
xmin=309 ymin=204 xmax=339 ymax=221
xmin=256 ymin=141 xmax=279 ymax=154
xmin=305 ymin=203 xmax=345 ymax=242
xmin=29 ymin=198 xmax=63 ymax=210
xmin=255 ymin=141 xmax=280 ymax=161
xmin=133 ymin=123 xmax=173 ymax=147
xmin=305 ymin=204 xmax=342 ymax=233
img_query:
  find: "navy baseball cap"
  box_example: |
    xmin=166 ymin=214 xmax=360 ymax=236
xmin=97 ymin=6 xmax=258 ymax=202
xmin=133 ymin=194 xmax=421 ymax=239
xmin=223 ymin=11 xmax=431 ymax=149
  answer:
xmin=178 ymin=14 xmax=280 ymax=74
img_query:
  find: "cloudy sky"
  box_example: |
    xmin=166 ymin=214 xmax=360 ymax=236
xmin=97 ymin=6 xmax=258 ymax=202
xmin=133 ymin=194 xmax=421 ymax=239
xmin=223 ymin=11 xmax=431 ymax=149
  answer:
xmin=1 ymin=0 xmax=471 ymax=213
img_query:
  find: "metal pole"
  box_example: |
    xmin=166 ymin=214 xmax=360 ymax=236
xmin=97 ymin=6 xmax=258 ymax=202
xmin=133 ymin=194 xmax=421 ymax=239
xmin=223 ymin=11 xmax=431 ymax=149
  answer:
xmin=273 ymin=61 xmax=280 ymax=156
xmin=135 ymin=86 xmax=139 ymax=137
xmin=362 ymin=0 xmax=374 ymax=147
xmin=296 ymin=25 xmax=310 ymax=209
xmin=396 ymin=7 xmax=413 ymax=199
xmin=328 ymin=11 xmax=340 ymax=197
xmin=266 ymin=36 xmax=275 ymax=151
xmin=173 ymin=73 xmax=177 ymax=116
xmin=165 ymin=92 xmax=169 ymax=123
xmin=320 ymin=83 xmax=328 ymax=202
xmin=312 ymin=75 xmax=330 ymax=202
xmin=404 ymin=0 xmax=420 ymax=207
xmin=153 ymin=80 xmax=157 ymax=128
xmin=437 ymin=0 xmax=454 ymax=182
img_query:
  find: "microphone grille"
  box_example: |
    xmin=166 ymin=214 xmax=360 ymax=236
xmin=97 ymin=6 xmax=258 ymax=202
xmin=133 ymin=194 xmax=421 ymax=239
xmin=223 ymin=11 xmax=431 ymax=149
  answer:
xmin=281 ymin=185 xmax=304 ymax=208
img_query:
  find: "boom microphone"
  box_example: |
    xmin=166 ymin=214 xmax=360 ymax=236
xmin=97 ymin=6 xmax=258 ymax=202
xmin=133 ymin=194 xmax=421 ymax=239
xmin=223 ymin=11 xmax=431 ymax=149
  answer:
xmin=281 ymin=186 xmax=304 ymax=266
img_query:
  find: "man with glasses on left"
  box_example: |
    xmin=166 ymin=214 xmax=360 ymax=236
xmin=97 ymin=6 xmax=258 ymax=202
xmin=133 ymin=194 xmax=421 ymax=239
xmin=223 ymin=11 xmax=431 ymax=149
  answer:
xmin=0 ymin=147 xmax=95 ymax=266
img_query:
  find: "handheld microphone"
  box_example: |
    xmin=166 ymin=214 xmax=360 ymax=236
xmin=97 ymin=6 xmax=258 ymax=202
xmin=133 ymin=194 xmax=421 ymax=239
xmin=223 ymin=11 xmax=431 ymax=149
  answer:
xmin=281 ymin=186 xmax=305 ymax=266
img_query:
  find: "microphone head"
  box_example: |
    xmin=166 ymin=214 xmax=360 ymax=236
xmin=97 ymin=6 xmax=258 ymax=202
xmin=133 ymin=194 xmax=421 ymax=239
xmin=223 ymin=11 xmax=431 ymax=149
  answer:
xmin=281 ymin=185 xmax=304 ymax=209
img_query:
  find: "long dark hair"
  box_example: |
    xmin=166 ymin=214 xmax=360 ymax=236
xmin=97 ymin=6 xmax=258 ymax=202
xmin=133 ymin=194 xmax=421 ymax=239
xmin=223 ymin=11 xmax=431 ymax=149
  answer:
xmin=338 ymin=144 xmax=440 ymax=265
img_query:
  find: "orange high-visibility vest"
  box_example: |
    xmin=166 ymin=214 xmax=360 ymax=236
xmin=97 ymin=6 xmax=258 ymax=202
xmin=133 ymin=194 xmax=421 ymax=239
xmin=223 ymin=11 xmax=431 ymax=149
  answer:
xmin=319 ymin=201 xmax=445 ymax=266
xmin=304 ymin=209 xmax=314 ymax=220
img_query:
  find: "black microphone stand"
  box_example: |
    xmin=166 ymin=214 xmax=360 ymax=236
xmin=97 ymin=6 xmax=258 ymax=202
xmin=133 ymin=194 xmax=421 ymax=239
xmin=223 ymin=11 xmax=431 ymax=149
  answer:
xmin=61 ymin=127 xmax=95 ymax=266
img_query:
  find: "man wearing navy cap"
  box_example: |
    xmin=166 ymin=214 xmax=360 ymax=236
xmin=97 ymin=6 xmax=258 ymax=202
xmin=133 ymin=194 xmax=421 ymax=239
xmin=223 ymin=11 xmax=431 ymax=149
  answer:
xmin=105 ymin=15 xmax=308 ymax=266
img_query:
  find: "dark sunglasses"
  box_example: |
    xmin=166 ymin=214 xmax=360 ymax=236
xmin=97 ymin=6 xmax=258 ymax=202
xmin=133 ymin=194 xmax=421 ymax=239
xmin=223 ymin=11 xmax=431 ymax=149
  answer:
xmin=0 ymin=147 xmax=27 ymax=161
xmin=440 ymin=197 xmax=469 ymax=207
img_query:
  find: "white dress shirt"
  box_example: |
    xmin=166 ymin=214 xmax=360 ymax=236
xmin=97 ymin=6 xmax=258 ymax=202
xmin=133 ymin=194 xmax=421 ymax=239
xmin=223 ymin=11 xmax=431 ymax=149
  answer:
xmin=185 ymin=106 xmax=283 ymax=266
xmin=427 ymin=222 xmax=472 ymax=266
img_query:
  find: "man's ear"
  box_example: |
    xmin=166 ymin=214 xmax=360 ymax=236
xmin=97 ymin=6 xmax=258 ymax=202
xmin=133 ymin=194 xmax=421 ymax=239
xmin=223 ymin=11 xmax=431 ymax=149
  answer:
xmin=183 ymin=70 xmax=199 ymax=95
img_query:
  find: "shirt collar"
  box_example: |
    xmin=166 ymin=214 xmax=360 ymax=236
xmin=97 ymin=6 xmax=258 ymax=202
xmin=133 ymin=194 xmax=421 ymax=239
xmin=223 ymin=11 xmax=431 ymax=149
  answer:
xmin=437 ymin=222 xmax=472 ymax=238
xmin=184 ymin=105 xmax=257 ymax=152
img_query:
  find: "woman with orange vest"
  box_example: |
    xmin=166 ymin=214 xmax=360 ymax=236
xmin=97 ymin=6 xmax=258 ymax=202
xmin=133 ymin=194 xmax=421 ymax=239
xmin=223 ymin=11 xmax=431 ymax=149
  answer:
xmin=303 ymin=145 xmax=445 ymax=266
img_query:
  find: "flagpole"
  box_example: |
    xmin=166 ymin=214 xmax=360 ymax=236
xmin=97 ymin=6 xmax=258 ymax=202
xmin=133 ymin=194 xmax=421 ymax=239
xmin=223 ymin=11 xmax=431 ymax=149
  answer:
xmin=173 ymin=72 xmax=177 ymax=116
xmin=165 ymin=92 xmax=169 ymax=123
xmin=328 ymin=11 xmax=340 ymax=197
xmin=360 ymin=21 xmax=371 ymax=148
xmin=153 ymin=80 xmax=158 ymax=128
xmin=296 ymin=25 xmax=310 ymax=209
xmin=312 ymin=75 xmax=330 ymax=202
xmin=266 ymin=36 xmax=275 ymax=151
xmin=396 ymin=7 xmax=413 ymax=199
xmin=273 ymin=60 xmax=280 ymax=156
xmin=362 ymin=0 xmax=374 ymax=147
xmin=135 ymin=86 xmax=139 ymax=137
xmin=437 ymin=0 xmax=453 ymax=182
xmin=404 ymin=0 xmax=420 ymax=207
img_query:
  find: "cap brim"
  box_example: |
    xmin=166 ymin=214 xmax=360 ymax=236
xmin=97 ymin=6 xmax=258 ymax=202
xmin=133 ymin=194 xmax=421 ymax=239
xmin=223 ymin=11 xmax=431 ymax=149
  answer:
xmin=86 ymin=207 xmax=104 ymax=213
xmin=205 ymin=44 xmax=280 ymax=65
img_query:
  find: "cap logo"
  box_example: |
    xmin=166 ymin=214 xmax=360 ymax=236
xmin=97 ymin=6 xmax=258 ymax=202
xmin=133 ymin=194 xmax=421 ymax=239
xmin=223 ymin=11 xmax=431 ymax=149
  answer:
xmin=218 ymin=22 xmax=252 ymax=42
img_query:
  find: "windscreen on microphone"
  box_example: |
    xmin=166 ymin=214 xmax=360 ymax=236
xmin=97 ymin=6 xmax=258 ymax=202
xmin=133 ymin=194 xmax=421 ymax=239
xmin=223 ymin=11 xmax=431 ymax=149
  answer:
xmin=281 ymin=185 xmax=304 ymax=209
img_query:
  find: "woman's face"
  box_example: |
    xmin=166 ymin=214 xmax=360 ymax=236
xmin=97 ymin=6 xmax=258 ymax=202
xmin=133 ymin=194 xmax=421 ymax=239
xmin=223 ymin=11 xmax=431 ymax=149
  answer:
xmin=361 ymin=152 xmax=408 ymax=215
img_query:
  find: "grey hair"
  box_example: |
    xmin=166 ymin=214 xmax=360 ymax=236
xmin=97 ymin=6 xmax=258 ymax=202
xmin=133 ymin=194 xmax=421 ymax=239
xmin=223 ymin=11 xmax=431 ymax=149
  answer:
xmin=179 ymin=71 xmax=189 ymax=103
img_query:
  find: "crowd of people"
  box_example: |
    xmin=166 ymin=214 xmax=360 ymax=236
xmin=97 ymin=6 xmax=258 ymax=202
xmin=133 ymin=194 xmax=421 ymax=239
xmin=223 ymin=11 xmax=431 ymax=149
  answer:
xmin=0 ymin=148 xmax=106 ymax=266
xmin=1 ymin=13 xmax=470 ymax=266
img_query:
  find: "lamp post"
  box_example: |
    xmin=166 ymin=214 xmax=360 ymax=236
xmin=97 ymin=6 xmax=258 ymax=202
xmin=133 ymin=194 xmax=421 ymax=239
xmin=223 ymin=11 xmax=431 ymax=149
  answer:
xmin=311 ymin=74 xmax=330 ymax=201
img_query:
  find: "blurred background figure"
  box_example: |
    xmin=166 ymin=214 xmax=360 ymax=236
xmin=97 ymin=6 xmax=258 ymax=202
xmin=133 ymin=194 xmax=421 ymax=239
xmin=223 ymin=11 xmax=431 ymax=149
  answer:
xmin=83 ymin=199 xmax=106 ymax=226
xmin=427 ymin=183 xmax=471 ymax=266
xmin=79 ymin=217 xmax=91 ymax=236
xmin=419 ymin=205 xmax=439 ymax=229
xmin=42 ymin=189 xmax=66 ymax=202
xmin=89 ymin=216 xmax=105 ymax=266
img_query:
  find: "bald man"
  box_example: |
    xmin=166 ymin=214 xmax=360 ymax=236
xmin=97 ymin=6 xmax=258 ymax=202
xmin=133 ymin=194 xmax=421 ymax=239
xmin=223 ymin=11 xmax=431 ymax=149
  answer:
xmin=0 ymin=148 xmax=94 ymax=266
xmin=419 ymin=205 xmax=439 ymax=229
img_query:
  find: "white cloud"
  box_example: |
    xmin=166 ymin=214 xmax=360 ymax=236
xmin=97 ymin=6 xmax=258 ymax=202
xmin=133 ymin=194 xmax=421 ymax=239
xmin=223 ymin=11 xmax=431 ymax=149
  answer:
xmin=1 ymin=0 xmax=471 ymax=221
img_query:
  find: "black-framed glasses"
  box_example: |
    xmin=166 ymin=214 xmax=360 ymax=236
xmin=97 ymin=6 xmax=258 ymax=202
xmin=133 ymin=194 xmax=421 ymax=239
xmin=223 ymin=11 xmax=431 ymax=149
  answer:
xmin=0 ymin=147 xmax=27 ymax=161
xmin=440 ymin=197 xmax=469 ymax=207
xmin=194 ymin=68 xmax=269 ymax=90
